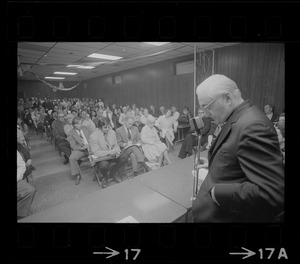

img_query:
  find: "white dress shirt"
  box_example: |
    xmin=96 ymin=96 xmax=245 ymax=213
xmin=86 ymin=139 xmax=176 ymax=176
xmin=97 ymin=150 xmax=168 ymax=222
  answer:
xmin=17 ymin=151 xmax=26 ymax=182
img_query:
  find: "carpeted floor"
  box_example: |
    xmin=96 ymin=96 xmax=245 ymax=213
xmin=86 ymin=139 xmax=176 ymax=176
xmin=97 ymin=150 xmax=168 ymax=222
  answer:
xmin=26 ymin=132 xmax=194 ymax=216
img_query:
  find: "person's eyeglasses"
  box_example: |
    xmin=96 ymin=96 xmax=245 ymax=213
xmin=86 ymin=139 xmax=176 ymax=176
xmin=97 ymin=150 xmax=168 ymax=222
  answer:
xmin=200 ymin=93 xmax=224 ymax=115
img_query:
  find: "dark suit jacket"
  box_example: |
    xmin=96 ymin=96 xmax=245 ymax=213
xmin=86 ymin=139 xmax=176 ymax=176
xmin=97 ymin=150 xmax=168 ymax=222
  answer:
xmin=192 ymin=100 xmax=284 ymax=222
xmin=67 ymin=127 xmax=92 ymax=151
xmin=115 ymin=125 xmax=141 ymax=149
xmin=270 ymin=113 xmax=279 ymax=123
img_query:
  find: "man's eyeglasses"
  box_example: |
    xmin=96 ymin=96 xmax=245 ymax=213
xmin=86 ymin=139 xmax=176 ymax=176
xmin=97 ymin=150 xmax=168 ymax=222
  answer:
xmin=200 ymin=93 xmax=224 ymax=115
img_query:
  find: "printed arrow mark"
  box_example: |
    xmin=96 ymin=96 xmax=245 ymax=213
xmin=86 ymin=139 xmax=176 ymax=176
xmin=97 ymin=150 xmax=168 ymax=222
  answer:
xmin=93 ymin=247 xmax=120 ymax=259
xmin=229 ymin=247 xmax=256 ymax=259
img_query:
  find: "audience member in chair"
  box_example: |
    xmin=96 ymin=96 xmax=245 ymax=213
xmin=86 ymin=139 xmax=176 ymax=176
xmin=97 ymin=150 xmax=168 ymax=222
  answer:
xmin=141 ymin=116 xmax=172 ymax=167
xmin=178 ymin=107 xmax=193 ymax=125
xmin=264 ymin=103 xmax=279 ymax=123
xmin=155 ymin=109 xmax=176 ymax=151
xmin=150 ymin=105 xmax=160 ymax=118
xmin=115 ymin=117 xmax=151 ymax=176
xmin=171 ymin=106 xmax=180 ymax=133
xmin=17 ymin=150 xmax=36 ymax=220
xmin=140 ymin=108 xmax=155 ymax=126
xmin=63 ymin=114 xmax=74 ymax=137
xmin=89 ymin=118 xmax=127 ymax=188
xmin=275 ymin=113 xmax=285 ymax=163
xmin=178 ymin=109 xmax=211 ymax=159
xmin=67 ymin=117 xmax=93 ymax=185
xmin=52 ymin=113 xmax=72 ymax=165
xmin=81 ymin=110 xmax=96 ymax=134
xmin=178 ymin=107 xmax=194 ymax=139
xmin=17 ymin=117 xmax=30 ymax=148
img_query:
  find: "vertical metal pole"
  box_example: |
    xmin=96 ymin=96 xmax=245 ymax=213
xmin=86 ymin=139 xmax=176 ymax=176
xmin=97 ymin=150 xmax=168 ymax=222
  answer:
xmin=193 ymin=44 xmax=197 ymax=117
xmin=212 ymin=49 xmax=215 ymax=74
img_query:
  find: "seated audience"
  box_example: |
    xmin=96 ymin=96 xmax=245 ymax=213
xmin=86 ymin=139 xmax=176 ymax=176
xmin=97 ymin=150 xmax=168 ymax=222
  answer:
xmin=81 ymin=110 xmax=96 ymax=133
xmin=52 ymin=113 xmax=72 ymax=165
xmin=141 ymin=116 xmax=172 ymax=167
xmin=63 ymin=114 xmax=74 ymax=137
xmin=118 ymin=106 xmax=130 ymax=126
xmin=177 ymin=106 xmax=193 ymax=138
xmin=31 ymin=108 xmax=39 ymax=131
xmin=90 ymin=110 xmax=97 ymax=121
xmin=133 ymin=107 xmax=143 ymax=131
xmin=264 ymin=103 xmax=279 ymax=123
xmin=140 ymin=108 xmax=155 ymax=125
xmin=23 ymin=108 xmax=35 ymax=131
xmin=155 ymin=109 xmax=175 ymax=150
xmin=171 ymin=106 xmax=180 ymax=133
xmin=92 ymin=108 xmax=105 ymax=128
xmin=17 ymin=150 xmax=36 ymax=219
xmin=178 ymin=109 xmax=212 ymax=159
xmin=159 ymin=106 xmax=166 ymax=117
xmin=115 ymin=117 xmax=151 ymax=176
xmin=36 ymin=108 xmax=46 ymax=137
xmin=112 ymin=108 xmax=121 ymax=129
xmin=177 ymin=107 xmax=193 ymax=125
xmin=17 ymin=141 xmax=35 ymax=179
xmin=105 ymin=105 xmax=115 ymax=128
xmin=67 ymin=117 xmax=93 ymax=185
xmin=17 ymin=116 xmax=30 ymax=147
xmin=150 ymin=105 xmax=159 ymax=118
xmin=89 ymin=118 xmax=127 ymax=188
xmin=275 ymin=113 xmax=285 ymax=162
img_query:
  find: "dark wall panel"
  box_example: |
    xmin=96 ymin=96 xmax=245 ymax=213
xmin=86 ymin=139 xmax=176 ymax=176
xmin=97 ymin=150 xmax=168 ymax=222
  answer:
xmin=214 ymin=43 xmax=285 ymax=115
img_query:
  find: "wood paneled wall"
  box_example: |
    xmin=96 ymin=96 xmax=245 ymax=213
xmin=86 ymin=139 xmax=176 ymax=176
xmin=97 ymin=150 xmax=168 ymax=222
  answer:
xmin=82 ymin=54 xmax=195 ymax=112
xmin=18 ymin=43 xmax=285 ymax=115
xmin=214 ymin=43 xmax=285 ymax=115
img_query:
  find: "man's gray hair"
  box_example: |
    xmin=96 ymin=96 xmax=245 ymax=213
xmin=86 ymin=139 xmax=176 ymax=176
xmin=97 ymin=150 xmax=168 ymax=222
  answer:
xmin=197 ymin=74 xmax=240 ymax=100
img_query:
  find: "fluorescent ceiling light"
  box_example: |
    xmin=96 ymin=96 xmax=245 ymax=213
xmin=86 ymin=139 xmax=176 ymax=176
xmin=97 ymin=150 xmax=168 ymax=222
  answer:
xmin=45 ymin=77 xmax=65 ymax=79
xmin=144 ymin=42 xmax=170 ymax=46
xmin=76 ymin=66 xmax=95 ymax=69
xmin=54 ymin=72 xmax=77 ymax=75
xmin=87 ymin=53 xmax=123 ymax=60
xmin=67 ymin=65 xmax=81 ymax=67
xmin=66 ymin=65 xmax=94 ymax=69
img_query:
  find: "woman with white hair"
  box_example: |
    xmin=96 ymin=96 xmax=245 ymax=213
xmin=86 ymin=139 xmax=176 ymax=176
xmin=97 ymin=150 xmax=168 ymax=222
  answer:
xmin=141 ymin=116 xmax=172 ymax=167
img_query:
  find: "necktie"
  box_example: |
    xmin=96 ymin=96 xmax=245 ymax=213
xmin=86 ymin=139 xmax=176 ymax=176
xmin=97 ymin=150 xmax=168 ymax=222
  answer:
xmin=127 ymin=128 xmax=132 ymax=140
xmin=104 ymin=135 xmax=111 ymax=150
xmin=78 ymin=130 xmax=85 ymax=145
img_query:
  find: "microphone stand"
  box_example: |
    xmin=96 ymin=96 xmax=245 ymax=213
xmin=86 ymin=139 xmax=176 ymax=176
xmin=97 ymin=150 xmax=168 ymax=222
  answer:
xmin=191 ymin=131 xmax=202 ymax=201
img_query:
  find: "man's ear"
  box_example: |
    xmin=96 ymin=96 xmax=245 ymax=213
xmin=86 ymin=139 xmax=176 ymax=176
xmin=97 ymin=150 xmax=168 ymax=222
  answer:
xmin=223 ymin=92 xmax=232 ymax=104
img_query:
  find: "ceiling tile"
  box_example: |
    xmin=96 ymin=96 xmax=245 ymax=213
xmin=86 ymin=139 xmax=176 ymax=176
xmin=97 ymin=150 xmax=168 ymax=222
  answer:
xmin=18 ymin=42 xmax=51 ymax=52
xmin=54 ymin=43 xmax=100 ymax=53
xmin=24 ymin=42 xmax=56 ymax=47
xmin=18 ymin=48 xmax=45 ymax=56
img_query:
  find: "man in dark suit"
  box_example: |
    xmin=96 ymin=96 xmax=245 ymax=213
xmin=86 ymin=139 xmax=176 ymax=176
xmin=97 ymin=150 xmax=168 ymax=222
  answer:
xmin=192 ymin=74 xmax=284 ymax=223
xmin=67 ymin=117 xmax=92 ymax=185
xmin=264 ymin=103 xmax=279 ymax=123
xmin=116 ymin=117 xmax=151 ymax=176
xmin=52 ymin=113 xmax=72 ymax=164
